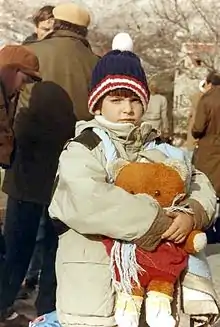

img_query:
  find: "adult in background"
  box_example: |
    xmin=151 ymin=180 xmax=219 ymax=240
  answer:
xmin=20 ymin=5 xmax=55 ymax=300
xmin=0 ymin=45 xmax=41 ymax=325
xmin=0 ymin=44 xmax=41 ymax=247
xmin=21 ymin=2 xmax=99 ymax=121
xmin=192 ymin=71 xmax=220 ymax=244
xmin=0 ymin=2 xmax=98 ymax=324
xmin=0 ymin=45 xmax=41 ymax=170
xmin=23 ymin=5 xmax=54 ymax=44
xmin=186 ymin=80 xmax=206 ymax=152
xmin=142 ymin=80 xmax=169 ymax=140
xmin=0 ymin=81 xmax=75 ymax=327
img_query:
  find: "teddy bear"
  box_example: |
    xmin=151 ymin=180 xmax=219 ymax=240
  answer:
xmin=102 ymin=158 xmax=207 ymax=327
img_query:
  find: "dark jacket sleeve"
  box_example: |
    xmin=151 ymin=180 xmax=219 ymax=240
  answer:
xmin=14 ymin=81 xmax=76 ymax=145
xmin=192 ymin=96 xmax=209 ymax=139
xmin=0 ymin=89 xmax=16 ymax=167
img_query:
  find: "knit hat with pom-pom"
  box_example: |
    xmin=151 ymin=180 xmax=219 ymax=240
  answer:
xmin=88 ymin=35 xmax=149 ymax=114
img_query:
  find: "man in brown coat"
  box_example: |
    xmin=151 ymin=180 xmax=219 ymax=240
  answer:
xmin=192 ymin=71 xmax=220 ymax=196
xmin=20 ymin=2 xmax=98 ymax=121
xmin=0 ymin=3 xmax=98 ymax=324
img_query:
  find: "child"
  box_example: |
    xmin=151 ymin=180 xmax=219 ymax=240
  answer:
xmin=48 ymin=47 xmax=218 ymax=327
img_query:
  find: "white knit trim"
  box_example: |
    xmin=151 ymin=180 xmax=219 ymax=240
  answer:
xmin=88 ymin=77 xmax=148 ymax=114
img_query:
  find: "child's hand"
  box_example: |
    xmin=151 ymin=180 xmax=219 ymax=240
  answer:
xmin=162 ymin=212 xmax=194 ymax=243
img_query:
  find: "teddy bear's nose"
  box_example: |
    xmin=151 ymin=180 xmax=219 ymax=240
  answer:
xmin=155 ymin=190 xmax=161 ymax=197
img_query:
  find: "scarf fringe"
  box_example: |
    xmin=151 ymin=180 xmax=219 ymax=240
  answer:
xmin=110 ymin=241 xmax=144 ymax=294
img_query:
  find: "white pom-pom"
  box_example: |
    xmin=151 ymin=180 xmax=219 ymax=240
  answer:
xmin=112 ymin=32 xmax=133 ymax=52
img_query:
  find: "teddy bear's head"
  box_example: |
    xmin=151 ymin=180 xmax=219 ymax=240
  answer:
xmin=112 ymin=160 xmax=187 ymax=207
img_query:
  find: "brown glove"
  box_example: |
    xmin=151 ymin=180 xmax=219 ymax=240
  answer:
xmin=134 ymin=207 xmax=173 ymax=251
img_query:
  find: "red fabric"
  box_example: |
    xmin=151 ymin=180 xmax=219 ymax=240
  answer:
xmin=103 ymin=238 xmax=188 ymax=287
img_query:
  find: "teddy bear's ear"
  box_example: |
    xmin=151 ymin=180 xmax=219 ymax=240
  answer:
xmin=107 ymin=158 xmax=130 ymax=181
xmin=164 ymin=158 xmax=191 ymax=190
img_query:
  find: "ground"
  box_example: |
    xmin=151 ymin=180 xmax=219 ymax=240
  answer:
xmin=206 ymin=244 xmax=220 ymax=327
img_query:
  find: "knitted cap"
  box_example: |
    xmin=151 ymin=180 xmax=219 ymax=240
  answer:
xmin=88 ymin=50 xmax=149 ymax=114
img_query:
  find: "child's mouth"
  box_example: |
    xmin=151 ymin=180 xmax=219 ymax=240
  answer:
xmin=119 ymin=119 xmax=135 ymax=123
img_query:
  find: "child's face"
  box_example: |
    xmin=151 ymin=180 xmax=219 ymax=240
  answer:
xmin=97 ymin=94 xmax=144 ymax=124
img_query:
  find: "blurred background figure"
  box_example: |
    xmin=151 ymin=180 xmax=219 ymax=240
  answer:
xmin=19 ymin=6 xmax=55 ymax=301
xmin=142 ymin=80 xmax=169 ymax=141
xmin=186 ymin=79 xmax=206 ymax=152
xmin=23 ymin=5 xmax=54 ymax=44
xmin=192 ymin=71 xmax=220 ymax=244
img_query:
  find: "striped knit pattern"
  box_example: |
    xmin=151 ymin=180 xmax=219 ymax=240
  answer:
xmin=88 ymin=74 xmax=149 ymax=114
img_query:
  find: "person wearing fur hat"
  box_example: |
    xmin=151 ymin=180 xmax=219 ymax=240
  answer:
xmin=45 ymin=43 xmax=218 ymax=327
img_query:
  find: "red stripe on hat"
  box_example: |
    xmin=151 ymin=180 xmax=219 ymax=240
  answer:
xmin=89 ymin=75 xmax=149 ymax=113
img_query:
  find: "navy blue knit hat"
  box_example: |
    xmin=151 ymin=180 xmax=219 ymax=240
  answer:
xmin=88 ymin=50 xmax=150 ymax=114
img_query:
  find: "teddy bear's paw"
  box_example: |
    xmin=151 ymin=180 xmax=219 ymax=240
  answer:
xmin=145 ymin=291 xmax=176 ymax=327
xmin=193 ymin=232 xmax=207 ymax=252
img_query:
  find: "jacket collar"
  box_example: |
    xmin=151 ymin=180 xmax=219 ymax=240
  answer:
xmin=94 ymin=116 xmax=159 ymax=146
xmin=50 ymin=30 xmax=92 ymax=49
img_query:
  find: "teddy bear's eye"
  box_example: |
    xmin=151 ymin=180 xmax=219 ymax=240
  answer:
xmin=155 ymin=190 xmax=161 ymax=196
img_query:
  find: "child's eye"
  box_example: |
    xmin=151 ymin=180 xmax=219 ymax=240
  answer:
xmin=131 ymin=98 xmax=141 ymax=103
xmin=111 ymin=98 xmax=122 ymax=103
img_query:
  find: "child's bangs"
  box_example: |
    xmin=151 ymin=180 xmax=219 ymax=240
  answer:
xmin=108 ymin=88 xmax=137 ymax=98
xmin=94 ymin=88 xmax=139 ymax=112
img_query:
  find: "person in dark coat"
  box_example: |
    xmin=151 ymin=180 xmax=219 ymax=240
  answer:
xmin=0 ymin=2 xmax=97 ymax=324
xmin=0 ymin=82 xmax=76 ymax=324
xmin=21 ymin=5 xmax=55 ymax=301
